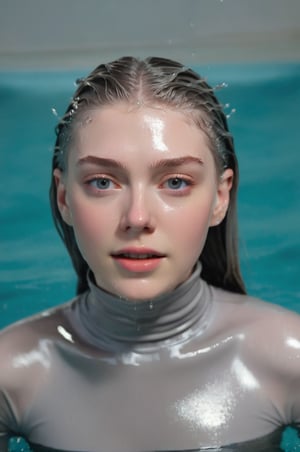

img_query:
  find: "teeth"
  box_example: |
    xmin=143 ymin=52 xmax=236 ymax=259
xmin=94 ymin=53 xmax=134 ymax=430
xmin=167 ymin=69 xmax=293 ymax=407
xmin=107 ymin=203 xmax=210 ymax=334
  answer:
xmin=122 ymin=253 xmax=156 ymax=259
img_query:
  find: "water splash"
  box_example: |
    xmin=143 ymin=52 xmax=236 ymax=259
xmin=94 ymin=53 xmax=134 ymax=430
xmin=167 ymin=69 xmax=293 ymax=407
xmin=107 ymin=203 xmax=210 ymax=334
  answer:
xmin=226 ymin=108 xmax=236 ymax=119
xmin=9 ymin=437 xmax=31 ymax=451
xmin=214 ymin=82 xmax=229 ymax=91
xmin=223 ymin=103 xmax=237 ymax=119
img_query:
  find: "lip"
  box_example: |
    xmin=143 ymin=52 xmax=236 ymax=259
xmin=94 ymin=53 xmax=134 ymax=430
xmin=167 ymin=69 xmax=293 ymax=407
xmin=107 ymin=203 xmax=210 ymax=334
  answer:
xmin=112 ymin=247 xmax=165 ymax=257
xmin=111 ymin=247 xmax=165 ymax=273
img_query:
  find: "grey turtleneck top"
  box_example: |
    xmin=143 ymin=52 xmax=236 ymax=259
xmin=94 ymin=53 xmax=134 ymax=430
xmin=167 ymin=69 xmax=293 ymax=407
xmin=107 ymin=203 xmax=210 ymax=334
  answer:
xmin=1 ymin=266 xmax=300 ymax=451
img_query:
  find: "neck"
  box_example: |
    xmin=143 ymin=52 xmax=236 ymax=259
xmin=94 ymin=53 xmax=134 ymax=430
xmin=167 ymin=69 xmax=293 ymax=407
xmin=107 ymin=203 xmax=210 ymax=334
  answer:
xmin=69 ymin=264 xmax=213 ymax=351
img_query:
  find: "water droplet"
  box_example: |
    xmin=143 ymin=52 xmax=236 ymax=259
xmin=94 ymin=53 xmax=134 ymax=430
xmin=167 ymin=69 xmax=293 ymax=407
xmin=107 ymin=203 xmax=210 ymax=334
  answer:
xmin=51 ymin=107 xmax=58 ymax=117
xmin=214 ymin=81 xmax=228 ymax=91
xmin=149 ymin=301 xmax=154 ymax=310
xmin=226 ymin=108 xmax=236 ymax=119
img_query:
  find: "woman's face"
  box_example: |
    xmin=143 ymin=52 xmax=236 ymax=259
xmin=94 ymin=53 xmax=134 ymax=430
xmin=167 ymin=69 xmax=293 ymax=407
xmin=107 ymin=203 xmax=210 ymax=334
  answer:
xmin=55 ymin=103 xmax=232 ymax=300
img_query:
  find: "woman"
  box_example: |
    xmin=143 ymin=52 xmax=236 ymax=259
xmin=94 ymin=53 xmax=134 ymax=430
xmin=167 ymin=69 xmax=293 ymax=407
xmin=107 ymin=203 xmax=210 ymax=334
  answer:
xmin=0 ymin=56 xmax=299 ymax=451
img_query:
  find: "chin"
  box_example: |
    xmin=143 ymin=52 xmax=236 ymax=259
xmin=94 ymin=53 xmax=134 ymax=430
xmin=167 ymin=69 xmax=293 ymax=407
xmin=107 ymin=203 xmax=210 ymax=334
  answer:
xmin=95 ymin=271 xmax=182 ymax=302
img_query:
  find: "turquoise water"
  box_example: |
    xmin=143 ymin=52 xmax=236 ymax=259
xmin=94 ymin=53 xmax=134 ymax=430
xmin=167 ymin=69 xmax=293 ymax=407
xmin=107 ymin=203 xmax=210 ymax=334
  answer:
xmin=0 ymin=62 xmax=300 ymax=450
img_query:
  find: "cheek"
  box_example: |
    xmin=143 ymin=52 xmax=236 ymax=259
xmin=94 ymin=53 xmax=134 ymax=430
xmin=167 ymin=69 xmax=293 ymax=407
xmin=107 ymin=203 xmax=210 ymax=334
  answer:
xmin=181 ymin=209 xmax=212 ymax=250
xmin=165 ymin=199 xmax=215 ymax=262
xmin=67 ymin=198 xmax=114 ymax=250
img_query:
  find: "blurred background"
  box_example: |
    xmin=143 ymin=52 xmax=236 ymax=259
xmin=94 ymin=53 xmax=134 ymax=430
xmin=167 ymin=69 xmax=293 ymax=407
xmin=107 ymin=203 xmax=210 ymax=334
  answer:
xmin=0 ymin=3 xmax=300 ymax=449
xmin=0 ymin=0 xmax=300 ymax=69
xmin=0 ymin=0 xmax=299 ymax=319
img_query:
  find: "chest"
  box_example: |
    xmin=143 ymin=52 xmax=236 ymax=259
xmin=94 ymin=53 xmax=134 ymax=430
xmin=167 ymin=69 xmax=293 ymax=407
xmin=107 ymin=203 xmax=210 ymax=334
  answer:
xmin=22 ymin=340 xmax=281 ymax=451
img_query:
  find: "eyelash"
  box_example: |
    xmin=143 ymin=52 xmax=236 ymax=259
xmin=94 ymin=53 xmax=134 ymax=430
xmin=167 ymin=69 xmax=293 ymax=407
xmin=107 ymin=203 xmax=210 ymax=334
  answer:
xmin=160 ymin=176 xmax=194 ymax=193
xmin=86 ymin=177 xmax=117 ymax=191
xmin=84 ymin=175 xmax=194 ymax=195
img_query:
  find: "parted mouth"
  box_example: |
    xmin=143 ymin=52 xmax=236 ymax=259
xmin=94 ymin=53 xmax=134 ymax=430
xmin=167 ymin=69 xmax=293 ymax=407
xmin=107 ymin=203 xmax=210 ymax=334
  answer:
xmin=111 ymin=249 xmax=166 ymax=259
xmin=114 ymin=253 xmax=163 ymax=259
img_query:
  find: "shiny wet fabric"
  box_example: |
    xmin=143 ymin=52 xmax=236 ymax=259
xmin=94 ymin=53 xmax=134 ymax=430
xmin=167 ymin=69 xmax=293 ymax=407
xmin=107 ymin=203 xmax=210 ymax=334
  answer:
xmin=29 ymin=428 xmax=284 ymax=452
xmin=1 ymin=266 xmax=300 ymax=451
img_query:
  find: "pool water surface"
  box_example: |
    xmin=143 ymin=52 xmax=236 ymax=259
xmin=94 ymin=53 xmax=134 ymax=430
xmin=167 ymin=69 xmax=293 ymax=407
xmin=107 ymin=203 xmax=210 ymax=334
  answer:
xmin=0 ymin=62 xmax=300 ymax=451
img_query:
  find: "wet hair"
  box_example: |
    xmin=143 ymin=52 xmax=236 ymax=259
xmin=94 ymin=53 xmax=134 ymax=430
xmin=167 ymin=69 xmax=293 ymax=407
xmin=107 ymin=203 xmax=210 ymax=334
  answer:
xmin=50 ymin=56 xmax=246 ymax=295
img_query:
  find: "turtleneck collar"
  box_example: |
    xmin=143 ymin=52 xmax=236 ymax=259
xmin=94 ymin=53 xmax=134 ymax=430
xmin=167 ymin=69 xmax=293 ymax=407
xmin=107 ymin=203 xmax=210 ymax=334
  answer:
xmin=68 ymin=264 xmax=213 ymax=351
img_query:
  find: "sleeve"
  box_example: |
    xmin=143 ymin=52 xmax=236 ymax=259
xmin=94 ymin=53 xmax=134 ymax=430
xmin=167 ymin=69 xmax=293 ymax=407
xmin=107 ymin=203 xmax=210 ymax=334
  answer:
xmin=246 ymin=305 xmax=300 ymax=431
xmin=0 ymin=389 xmax=16 ymax=450
xmin=271 ymin=312 xmax=300 ymax=430
xmin=287 ymin=366 xmax=300 ymax=429
xmin=0 ymin=326 xmax=30 ymax=450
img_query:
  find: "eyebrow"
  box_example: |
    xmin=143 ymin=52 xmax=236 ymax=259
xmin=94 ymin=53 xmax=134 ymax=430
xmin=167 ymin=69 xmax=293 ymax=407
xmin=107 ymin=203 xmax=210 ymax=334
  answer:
xmin=150 ymin=156 xmax=204 ymax=169
xmin=76 ymin=155 xmax=204 ymax=170
xmin=77 ymin=156 xmax=126 ymax=169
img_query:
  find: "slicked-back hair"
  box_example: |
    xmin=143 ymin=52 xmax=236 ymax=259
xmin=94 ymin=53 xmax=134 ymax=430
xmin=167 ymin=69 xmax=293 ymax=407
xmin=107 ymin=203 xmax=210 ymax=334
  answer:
xmin=50 ymin=56 xmax=246 ymax=295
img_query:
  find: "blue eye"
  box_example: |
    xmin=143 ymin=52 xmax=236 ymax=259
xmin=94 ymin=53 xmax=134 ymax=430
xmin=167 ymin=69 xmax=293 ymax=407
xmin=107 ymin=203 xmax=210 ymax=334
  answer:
xmin=166 ymin=177 xmax=188 ymax=190
xmin=89 ymin=177 xmax=113 ymax=190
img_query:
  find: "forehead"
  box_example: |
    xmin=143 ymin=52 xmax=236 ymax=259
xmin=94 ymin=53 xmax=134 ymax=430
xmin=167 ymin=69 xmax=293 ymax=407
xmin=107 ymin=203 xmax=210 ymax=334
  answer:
xmin=70 ymin=102 xmax=215 ymax=168
xmin=66 ymin=102 xmax=218 ymax=177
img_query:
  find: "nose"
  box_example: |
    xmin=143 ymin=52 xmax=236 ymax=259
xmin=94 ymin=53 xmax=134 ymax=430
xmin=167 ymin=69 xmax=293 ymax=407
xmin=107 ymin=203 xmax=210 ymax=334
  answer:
xmin=119 ymin=186 xmax=155 ymax=234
